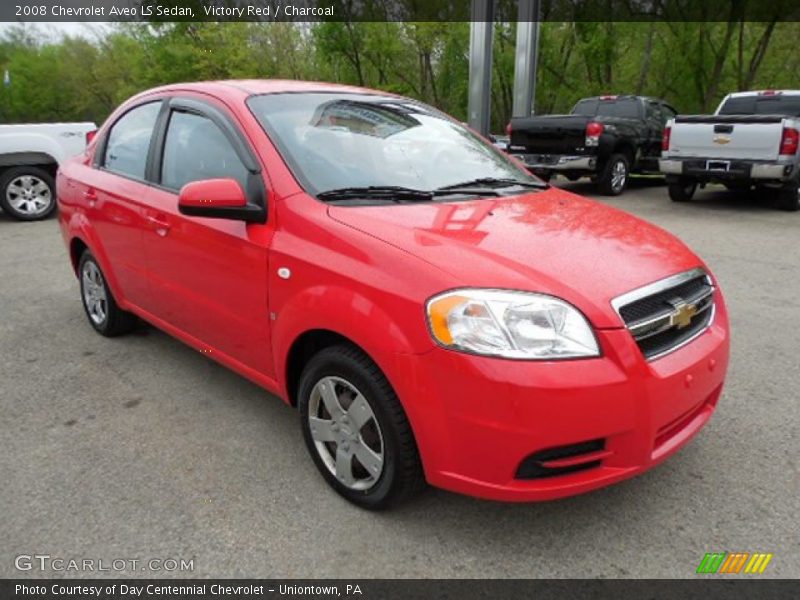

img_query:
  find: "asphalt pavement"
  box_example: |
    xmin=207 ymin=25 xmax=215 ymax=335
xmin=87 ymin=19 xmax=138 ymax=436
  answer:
xmin=1 ymin=179 xmax=797 ymax=578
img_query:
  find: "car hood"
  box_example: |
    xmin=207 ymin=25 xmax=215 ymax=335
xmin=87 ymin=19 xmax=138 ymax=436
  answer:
xmin=327 ymin=187 xmax=704 ymax=329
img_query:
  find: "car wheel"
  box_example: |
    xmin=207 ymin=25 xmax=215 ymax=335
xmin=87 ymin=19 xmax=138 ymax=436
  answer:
xmin=668 ymin=179 xmax=697 ymax=202
xmin=776 ymin=182 xmax=800 ymax=212
xmin=78 ymin=251 xmax=137 ymax=337
xmin=0 ymin=166 xmax=57 ymax=221
xmin=298 ymin=344 xmax=425 ymax=509
xmin=598 ymin=153 xmax=629 ymax=196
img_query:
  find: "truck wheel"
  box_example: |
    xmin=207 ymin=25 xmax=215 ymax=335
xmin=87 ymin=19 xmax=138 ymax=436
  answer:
xmin=298 ymin=344 xmax=425 ymax=509
xmin=597 ymin=154 xmax=629 ymax=196
xmin=776 ymin=182 xmax=800 ymax=212
xmin=668 ymin=179 xmax=697 ymax=202
xmin=0 ymin=166 xmax=57 ymax=221
xmin=78 ymin=251 xmax=138 ymax=337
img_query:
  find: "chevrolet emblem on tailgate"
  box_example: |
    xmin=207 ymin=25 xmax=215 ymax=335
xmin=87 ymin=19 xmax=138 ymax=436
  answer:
xmin=669 ymin=299 xmax=698 ymax=329
xmin=713 ymin=135 xmax=731 ymax=145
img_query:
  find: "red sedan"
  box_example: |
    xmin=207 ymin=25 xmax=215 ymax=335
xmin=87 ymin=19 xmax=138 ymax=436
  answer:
xmin=57 ymin=81 xmax=730 ymax=508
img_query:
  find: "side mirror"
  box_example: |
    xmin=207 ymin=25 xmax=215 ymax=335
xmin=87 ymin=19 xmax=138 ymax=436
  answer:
xmin=178 ymin=178 xmax=265 ymax=222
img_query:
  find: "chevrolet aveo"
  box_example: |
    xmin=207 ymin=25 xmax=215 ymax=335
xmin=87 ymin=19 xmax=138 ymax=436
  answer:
xmin=57 ymin=81 xmax=730 ymax=509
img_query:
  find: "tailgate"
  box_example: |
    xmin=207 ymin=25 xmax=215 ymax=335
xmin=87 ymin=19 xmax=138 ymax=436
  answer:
xmin=509 ymin=115 xmax=590 ymax=154
xmin=669 ymin=117 xmax=784 ymax=161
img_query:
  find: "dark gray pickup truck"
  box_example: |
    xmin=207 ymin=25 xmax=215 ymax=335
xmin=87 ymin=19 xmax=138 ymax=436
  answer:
xmin=507 ymin=95 xmax=677 ymax=195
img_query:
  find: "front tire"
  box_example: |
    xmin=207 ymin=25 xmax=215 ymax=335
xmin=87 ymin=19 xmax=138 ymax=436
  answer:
xmin=597 ymin=153 xmax=629 ymax=196
xmin=668 ymin=178 xmax=697 ymax=202
xmin=298 ymin=345 xmax=425 ymax=509
xmin=0 ymin=166 xmax=57 ymax=221
xmin=78 ymin=251 xmax=137 ymax=337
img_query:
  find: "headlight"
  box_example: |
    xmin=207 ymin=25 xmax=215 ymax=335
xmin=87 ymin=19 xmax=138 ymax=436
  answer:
xmin=426 ymin=289 xmax=600 ymax=359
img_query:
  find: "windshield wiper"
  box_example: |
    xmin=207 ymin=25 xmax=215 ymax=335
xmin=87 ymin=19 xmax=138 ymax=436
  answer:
xmin=317 ymin=186 xmax=434 ymax=202
xmin=436 ymin=177 xmax=548 ymax=192
xmin=317 ymin=185 xmax=500 ymax=203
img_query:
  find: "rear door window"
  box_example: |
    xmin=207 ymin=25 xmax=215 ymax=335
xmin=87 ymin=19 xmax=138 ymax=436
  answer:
xmin=103 ymin=102 xmax=162 ymax=180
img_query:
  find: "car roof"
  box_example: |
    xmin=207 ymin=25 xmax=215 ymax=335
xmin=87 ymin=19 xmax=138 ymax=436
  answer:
xmin=135 ymin=79 xmax=396 ymax=103
xmin=725 ymin=90 xmax=800 ymax=98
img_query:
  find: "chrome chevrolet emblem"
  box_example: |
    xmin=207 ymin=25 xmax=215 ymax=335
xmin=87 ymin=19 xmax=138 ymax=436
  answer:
xmin=669 ymin=300 xmax=698 ymax=329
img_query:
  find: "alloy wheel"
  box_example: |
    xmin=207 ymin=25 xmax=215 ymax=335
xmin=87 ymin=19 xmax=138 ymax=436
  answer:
xmin=82 ymin=261 xmax=108 ymax=326
xmin=6 ymin=175 xmax=52 ymax=217
xmin=611 ymin=160 xmax=627 ymax=193
xmin=307 ymin=375 xmax=385 ymax=491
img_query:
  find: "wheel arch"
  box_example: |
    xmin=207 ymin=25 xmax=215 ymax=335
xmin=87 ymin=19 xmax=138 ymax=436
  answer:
xmin=612 ymin=142 xmax=635 ymax=164
xmin=284 ymin=329 xmax=361 ymax=407
xmin=64 ymin=226 xmax=129 ymax=310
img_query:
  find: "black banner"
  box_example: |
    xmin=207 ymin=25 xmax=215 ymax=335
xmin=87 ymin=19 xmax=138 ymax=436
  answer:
xmin=2 ymin=579 xmax=800 ymax=600
xmin=3 ymin=0 xmax=800 ymax=23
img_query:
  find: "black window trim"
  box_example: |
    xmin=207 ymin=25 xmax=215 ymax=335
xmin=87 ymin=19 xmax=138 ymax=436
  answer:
xmin=94 ymin=94 xmax=267 ymax=224
xmin=93 ymin=99 xmax=166 ymax=185
xmin=152 ymin=96 xmax=267 ymax=223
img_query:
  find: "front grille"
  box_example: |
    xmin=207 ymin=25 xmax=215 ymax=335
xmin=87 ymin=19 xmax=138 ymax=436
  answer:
xmin=614 ymin=269 xmax=715 ymax=360
xmin=515 ymin=439 xmax=605 ymax=480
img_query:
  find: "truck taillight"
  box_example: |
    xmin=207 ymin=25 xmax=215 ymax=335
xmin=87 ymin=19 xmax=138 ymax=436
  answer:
xmin=780 ymin=127 xmax=799 ymax=155
xmin=585 ymin=121 xmax=603 ymax=146
xmin=85 ymin=130 xmax=97 ymax=145
xmin=506 ymin=122 xmax=512 ymax=136
xmin=662 ymin=126 xmax=671 ymax=151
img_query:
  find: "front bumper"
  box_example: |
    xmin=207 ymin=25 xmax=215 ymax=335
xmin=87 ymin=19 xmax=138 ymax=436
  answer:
xmin=660 ymin=157 xmax=795 ymax=181
xmin=389 ymin=291 xmax=730 ymax=502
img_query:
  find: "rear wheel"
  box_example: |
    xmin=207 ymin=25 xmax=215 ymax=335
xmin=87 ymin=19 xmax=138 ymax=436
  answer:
xmin=298 ymin=344 xmax=425 ymax=509
xmin=78 ymin=251 xmax=137 ymax=336
xmin=0 ymin=166 xmax=56 ymax=221
xmin=776 ymin=181 xmax=800 ymax=212
xmin=668 ymin=178 xmax=697 ymax=202
xmin=597 ymin=153 xmax=629 ymax=196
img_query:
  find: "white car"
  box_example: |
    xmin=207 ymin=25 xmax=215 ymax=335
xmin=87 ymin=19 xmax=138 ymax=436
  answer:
xmin=660 ymin=90 xmax=800 ymax=211
xmin=0 ymin=122 xmax=96 ymax=220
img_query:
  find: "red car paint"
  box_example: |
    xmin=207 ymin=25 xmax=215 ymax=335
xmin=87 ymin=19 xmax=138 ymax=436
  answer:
xmin=57 ymin=81 xmax=729 ymax=502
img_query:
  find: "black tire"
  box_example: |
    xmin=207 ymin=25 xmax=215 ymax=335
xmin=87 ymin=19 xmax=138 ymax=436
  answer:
xmin=776 ymin=182 xmax=800 ymax=212
xmin=668 ymin=178 xmax=697 ymax=202
xmin=78 ymin=251 xmax=137 ymax=337
xmin=597 ymin=153 xmax=629 ymax=196
xmin=0 ymin=166 xmax=57 ymax=221
xmin=565 ymin=173 xmax=581 ymax=182
xmin=298 ymin=344 xmax=425 ymax=509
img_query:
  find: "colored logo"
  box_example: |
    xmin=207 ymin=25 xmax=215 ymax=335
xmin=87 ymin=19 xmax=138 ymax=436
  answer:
xmin=696 ymin=552 xmax=773 ymax=574
xmin=669 ymin=299 xmax=699 ymax=330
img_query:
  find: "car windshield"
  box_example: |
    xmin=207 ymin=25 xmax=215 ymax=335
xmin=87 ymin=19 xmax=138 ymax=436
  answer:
xmin=247 ymin=92 xmax=538 ymax=198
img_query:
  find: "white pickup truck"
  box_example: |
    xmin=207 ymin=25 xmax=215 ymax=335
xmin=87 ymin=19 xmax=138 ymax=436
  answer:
xmin=660 ymin=90 xmax=800 ymax=211
xmin=0 ymin=122 xmax=96 ymax=220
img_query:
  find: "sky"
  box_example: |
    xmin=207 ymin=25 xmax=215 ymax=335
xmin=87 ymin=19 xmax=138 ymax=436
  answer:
xmin=0 ymin=22 xmax=110 ymax=40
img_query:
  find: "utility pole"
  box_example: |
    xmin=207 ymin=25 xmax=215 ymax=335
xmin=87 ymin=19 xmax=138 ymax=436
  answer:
xmin=512 ymin=0 xmax=541 ymax=117
xmin=467 ymin=0 xmax=494 ymax=136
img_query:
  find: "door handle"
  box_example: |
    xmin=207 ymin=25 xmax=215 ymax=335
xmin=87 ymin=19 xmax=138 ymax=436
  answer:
xmin=145 ymin=215 xmax=171 ymax=237
xmin=83 ymin=189 xmax=97 ymax=206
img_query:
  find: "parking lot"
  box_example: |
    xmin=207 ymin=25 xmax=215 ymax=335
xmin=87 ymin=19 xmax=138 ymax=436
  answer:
xmin=1 ymin=179 xmax=798 ymax=579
